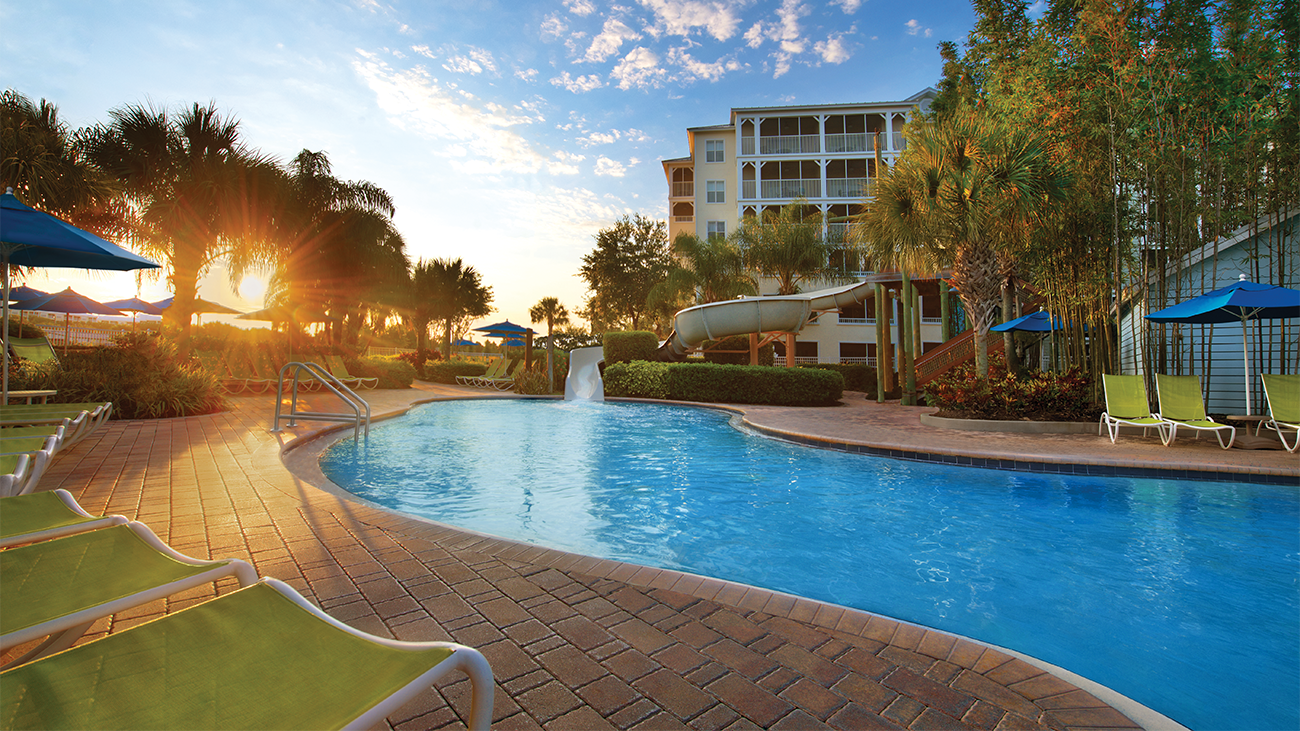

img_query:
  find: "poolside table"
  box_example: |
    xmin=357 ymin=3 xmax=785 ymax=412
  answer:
xmin=5 ymin=390 xmax=56 ymax=405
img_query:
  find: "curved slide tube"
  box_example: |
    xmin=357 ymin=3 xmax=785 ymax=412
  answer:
xmin=654 ymin=279 xmax=877 ymax=361
xmin=565 ymin=346 xmax=605 ymax=401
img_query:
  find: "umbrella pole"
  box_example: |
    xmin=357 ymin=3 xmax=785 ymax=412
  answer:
xmin=64 ymin=313 xmax=70 ymax=356
xmin=1242 ymin=319 xmax=1251 ymax=416
xmin=2 ymin=257 xmax=10 ymax=401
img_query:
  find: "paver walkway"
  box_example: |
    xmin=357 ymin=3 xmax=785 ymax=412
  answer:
xmin=22 ymin=382 xmax=1266 ymax=730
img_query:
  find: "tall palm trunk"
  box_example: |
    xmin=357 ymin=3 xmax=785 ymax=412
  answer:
xmin=949 ymin=237 xmax=1002 ymax=377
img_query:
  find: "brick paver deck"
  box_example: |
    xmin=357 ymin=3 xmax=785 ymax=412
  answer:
xmin=21 ymin=382 xmax=1275 ymax=730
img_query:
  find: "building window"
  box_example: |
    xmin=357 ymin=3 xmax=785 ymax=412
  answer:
xmin=706 ymin=180 xmax=725 ymax=203
xmin=707 ymin=221 xmax=726 ymax=240
xmin=705 ymin=139 xmax=725 ymax=162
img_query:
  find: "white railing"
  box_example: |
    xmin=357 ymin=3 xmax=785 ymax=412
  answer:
xmin=921 ymin=316 xmax=942 ymax=324
xmin=773 ymin=355 xmax=822 ymax=365
xmin=827 ymin=178 xmax=872 ymax=198
xmin=839 ymin=357 xmax=875 ymax=366
xmin=741 ymin=138 xmax=755 ymax=155
xmin=892 ymin=132 xmax=906 ymax=151
xmin=674 ymin=215 xmax=694 ymax=222
xmin=760 ymin=179 xmax=821 ymax=199
xmin=825 ymin=133 xmax=876 ymax=153
xmin=742 ymin=181 xmax=757 ymax=199
xmin=838 ymin=317 xmax=868 ymax=325
xmin=366 ymin=346 xmax=416 ymax=356
xmin=45 ymin=327 xmax=118 ymax=347
xmin=671 ymin=182 xmax=694 ymax=197
xmin=759 ymin=135 xmax=820 ymax=155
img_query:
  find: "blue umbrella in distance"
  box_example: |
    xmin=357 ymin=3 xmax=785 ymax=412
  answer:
xmin=11 ymin=287 xmax=123 ymax=354
xmin=0 ymin=188 xmax=159 ymax=396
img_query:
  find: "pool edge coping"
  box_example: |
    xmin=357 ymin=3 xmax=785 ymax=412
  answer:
xmin=280 ymin=394 xmax=1189 ymax=731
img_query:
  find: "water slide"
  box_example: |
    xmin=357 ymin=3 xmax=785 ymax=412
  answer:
xmin=653 ymin=279 xmax=877 ymax=361
xmin=564 ymin=346 xmax=605 ymax=401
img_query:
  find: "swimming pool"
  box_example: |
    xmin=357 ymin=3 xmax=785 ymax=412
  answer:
xmin=321 ymin=399 xmax=1300 ymax=731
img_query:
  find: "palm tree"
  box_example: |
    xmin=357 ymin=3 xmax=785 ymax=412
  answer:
xmin=0 ymin=90 xmax=119 ymax=233
xmin=417 ymin=258 xmax=493 ymax=359
xmin=529 ymin=297 xmax=570 ymax=392
xmin=656 ymin=232 xmax=756 ymax=305
xmin=82 ymin=102 xmax=282 ymax=342
xmin=731 ymin=198 xmax=840 ymax=295
xmin=851 ymin=109 xmax=1067 ymax=376
xmin=404 ymin=259 xmax=442 ymax=358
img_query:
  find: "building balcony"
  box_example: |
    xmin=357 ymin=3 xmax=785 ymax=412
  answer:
xmin=826 ymin=178 xmax=873 ymax=198
xmin=740 ymin=135 xmax=821 ymax=156
xmin=742 ymin=179 xmax=822 ymax=200
xmin=674 ymin=216 xmax=694 ymax=223
xmin=671 ymin=182 xmax=694 ymax=198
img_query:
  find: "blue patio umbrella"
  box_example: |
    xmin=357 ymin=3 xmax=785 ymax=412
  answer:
xmin=452 ymin=339 xmax=476 ymax=346
xmin=0 ymin=188 xmax=159 ymax=397
xmin=1146 ymin=275 xmax=1300 ymax=415
xmin=153 ymin=295 xmax=242 ymax=325
xmin=990 ymin=311 xmax=1071 ymax=332
xmin=12 ymin=288 xmax=123 ymax=354
xmin=472 ymin=320 xmax=531 ymax=337
xmin=7 ymin=285 xmax=47 ymax=302
xmin=104 ymin=297 xmax=165 ymax=332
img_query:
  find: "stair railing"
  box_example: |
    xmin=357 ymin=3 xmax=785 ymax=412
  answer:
xmin=271 ymin=361 xmax=370 ymax=439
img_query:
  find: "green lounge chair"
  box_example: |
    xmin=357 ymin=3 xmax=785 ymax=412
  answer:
xmin=195 ymin=350 xmax=247 ymax=394
xmin=0 ymin=453 xmax=45 ymax=498
xmin=0 ymin=521 xmax=257 ymax=668
xmin=0 ymin=489 xmax=128 ymax=549
xmin=1261 ymin=373 xmax=1299 ymax=453
xmin=458 ymin=358 xmax=505 ymax=387
xmin=326 ymin=354 xmax=378 ymax=390
xmin=0 ymin=402 xmax=110 ymax=445
xmin=0 ymin=578 xmax=494 ymax=730
xmin=483 ymin=359 xmax=524 ymax=391
xmin=225 ymin=350 xmax=276 ymax=394
xmin=0 ymin=424 xmax=65 ymax=454
xmin=1099 ymin=375 xmax=1168 ymax=443
xmin=7 ymin=336 xmax=58 ymax=366
xmin=1155 ymin=374 xmax=1235 ymax=449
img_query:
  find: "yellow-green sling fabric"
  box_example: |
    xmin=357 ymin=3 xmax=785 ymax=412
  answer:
xmin=1156 ymin=374 xmax=1217 ymax=426
xmin=0 ymin=426 xmax=62 ymax=440
xmin=0 ymin=492 xmax=95 ymax=541
xmin=1263 ymin=374 xmax=1299 ymax=424
xmin=1 ymin=582 xmax=455 ymax=730
xmin=1102 ymin=375 xmax=1161 ymax=422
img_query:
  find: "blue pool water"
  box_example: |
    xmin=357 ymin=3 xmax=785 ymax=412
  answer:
xmin=321 ymin=399 xmax=1300 ymax=730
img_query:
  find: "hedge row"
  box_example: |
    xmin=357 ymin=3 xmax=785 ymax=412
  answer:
xmin=796 ymin=363 xmax=876 ymax=393
xmin=422 ymin=359 xmax=488 ymax=384
xmin=603 ymin=331 xmax=659 ymax=364
xmin=604 ymin=361 xmax=843 ymax=406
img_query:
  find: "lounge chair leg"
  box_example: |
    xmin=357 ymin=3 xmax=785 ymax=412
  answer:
xmin=1160 ymin=424 xmax=1176 ymax=446
xmin=1 ymin=621 xmax=93 ymax=668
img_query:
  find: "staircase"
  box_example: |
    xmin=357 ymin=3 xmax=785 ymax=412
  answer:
xmin=914 ymin=329 xmax=1005 ymax=386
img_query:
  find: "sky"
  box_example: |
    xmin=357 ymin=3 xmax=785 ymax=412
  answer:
xmin=2 ymin=0 xmax=980 ymax=336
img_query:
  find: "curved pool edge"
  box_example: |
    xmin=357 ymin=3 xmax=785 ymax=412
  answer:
xmin=280 ymin=394 xmax=1187 ymax=731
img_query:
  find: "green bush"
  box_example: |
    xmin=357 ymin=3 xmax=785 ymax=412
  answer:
xmin=423 ymin=359 xmax=487 ymax=384
xmin=512 ymin=369 xmax=551 ymax=395
xmin=6 ymin=319 xmax=45 ymax=338
xmin=604 ymin=362 xmax=842 ymax=405
xmin=349 ymin=355 xmax=416 ymax=389
xmin=603 ymin=361 xmax=671 ymax=399
xmin=603 ymin=331 xmax=659 ymax=364
xmin=924 ymin=355 xmax=1100 ymax=421
xmin=798 ymin=363 xmax=876 ymax=393
xmin=12 ymin=333 xmax=225 ymax=419
xmin=700 ymin=335 xmax=775 ymax=366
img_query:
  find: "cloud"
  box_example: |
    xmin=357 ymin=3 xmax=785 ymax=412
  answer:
xmin=540 ymin=13 xmax=567 ymax=40
xmin=412 ymin=44 xmax=435 ymax=59
xmin=667 ymin=47 xmax=742 ymax=82
xmin=516 ymin=68 xmax=539 ymax=82
xmin=905 ymin=19 xmax=932 ymax=37
xmin=594 ymin=156 xmax=627 ymax=176
xmin=565 ymin=0 xmax=596 ymax=15
xmin=352 ymin=50 xmax=548 ymax=174
xmin=831 ymin=0 xmax=863 ymax=11
xmin=583 ymin=17 xmax=641 ymax=62
xmin=740 ymin=0 xmax=810 ymax=77
xmin=579 ymin=131 xmax=619 ymax=146
xmin=813 ymin=32 xmax=852 ymax=64
xmin=638 ymin=0 xmax=743 ymax=41
xmin=550 ymin=71 xmax=606 ymax=93
xmin=549 ymin=150 xmax=585 ymax=175
xmin=611 ymin=46 xmax=666 ymax=89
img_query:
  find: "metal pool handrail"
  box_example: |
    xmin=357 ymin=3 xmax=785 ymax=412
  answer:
xmin=271 ymin=361 xmax=370 ymax=439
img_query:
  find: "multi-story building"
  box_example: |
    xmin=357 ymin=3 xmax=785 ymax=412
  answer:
xmin=662 ymin=88 xmax=954 ymax=367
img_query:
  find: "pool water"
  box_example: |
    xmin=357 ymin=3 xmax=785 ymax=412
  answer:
xmin=321 ymin=399 xmax=1300 ymax=731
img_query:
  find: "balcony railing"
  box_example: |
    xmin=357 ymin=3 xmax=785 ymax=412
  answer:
xmin=892 ymin=132 xmax=906 ymax=151
xmin=758 ymin=179 xmax=821 ymax=199
xmin=671 ymin=182 xmax=694 ymax=198
xmin=757 ymin=134 xmax=821 ymax=155
xmin=826 ymin=178 xmax=872 ymax=198
xmin=674 ymin=216 xmax=694 ymax=223
xmin=824 ymin=133 xmax=877 ymax=153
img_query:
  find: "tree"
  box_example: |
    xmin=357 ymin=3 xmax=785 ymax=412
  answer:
xmin=731 ymin=199 xmax=840 ymax=295
xmin=852 ymin=109 xmax=1068 ymax=377
xmin=578 ymin=213 xmax=672 ymax=332
xmin=418 ymin=257 xmax=493 ymax=359
xmin=404 ymin=259 xmax=441 ymax=358
xmin=529 ymin=296 xmax=570 ymax=392
xmin=83 ymin=102 xmax=282 ymax=343
xmin=653 ymin=232 xmax=756 ymax=307
xmin=0 ymin=90 xmax=118 ymax=231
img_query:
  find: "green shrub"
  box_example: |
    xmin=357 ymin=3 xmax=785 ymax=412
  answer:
xmin=12 ymin=333 xmax=225 ymax=419
xmin=423 ymin=359 xmax=487 ymax=384
xmin=512 ymin=369 xmax=551 ymax=395
xmin=6 ymin=319 xmax=45 ymax=338
xmin=603 ymin=361 xmax=671 ymax=399
xmin=604 ymin=362 xmax=842 ymax=405
xmin=603 ymin=331 xmax=659 ymax=364
xmin=700 ymin=335 xmax=775 ymax=366
xmin=924 ymin=355 xmax=1100 ymax=421
xmin=798 ymin=363 xmax=876 ymax=393
xmin=349 ymin=355 xmax=416 ymax=389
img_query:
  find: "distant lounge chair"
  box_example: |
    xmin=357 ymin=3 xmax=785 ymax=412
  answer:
xmin=195 ymin=350 xmax=247 ymax=394
xmin=7 ymin=337 xmax=58 ymax=366
xmin=326 ymin=354 xmax=378 ymax=390
xmin=1261 ymin=373 xmax=1299 ymax=453
xmin=0 ymin=578 xmax=494 ymax=730
xmin=457 ymin=358 xmax=505 ymax=387
xmin=483 ymin=359 xmax=524 ymax=391
xmin=0 ymin=489 xmax=128 ymax=549
xmin=1099 ymin=375 xmax=1167 ymax=443
xmin=0 ymin=453 xmax=47 ymax=498
xmin=0 ymin=521 xmax=258 ymax=667
xmin=0 ymin=402 xmax=111 ymax=445
xmin=1154 ymin=374 xmax=1235 ymax=449
xmin=226 ymin=350 xmax=276 ymax=394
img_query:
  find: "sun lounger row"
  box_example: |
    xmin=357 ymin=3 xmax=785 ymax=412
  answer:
xmin=1100 ymin=373 xmax=1298 ymax=452
xmin=197 ymin=351 xmax=379 ymax=394
xmin=0 ymin=490 xmax=494 ymax=730
xmin=0 ymin=402 xmax=113 ymax=496
xmin=456 ymin=358 xmax=523 ymax=390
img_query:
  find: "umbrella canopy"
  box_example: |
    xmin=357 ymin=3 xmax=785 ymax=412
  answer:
xmin=990 ymin=311 xmax=1072 ymax=333
xmin=7 ymin=285 xmax=47 ymax=302
xmin=236 ymin=305 xmax=327 ymax=324
xmin=11 ymin=288 xmax=123 ymax=355
xmin=104 ymin=297 xmax=165 ymax=316
xmin=472 ymin=320 xmax=531 ymax=337
xmin=152 ymin=296 xmax=242 ymax=315
xmin=452 ymin=338 xmax=476 ymax=346
xmin=0 ymin=189 xmax=159 ymax=397
xmin=1145 ymin=276 xmax=1300 ymax=415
